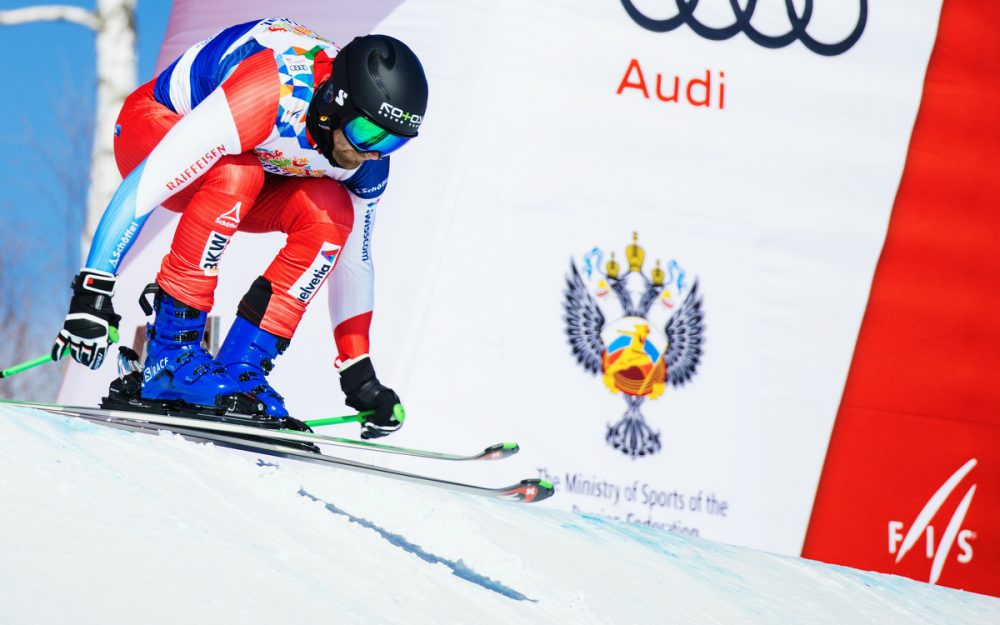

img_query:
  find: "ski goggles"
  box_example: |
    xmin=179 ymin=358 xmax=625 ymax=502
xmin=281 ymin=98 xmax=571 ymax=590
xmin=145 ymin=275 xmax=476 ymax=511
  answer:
xmin=341 ymin=114 xmax=412 ymax=156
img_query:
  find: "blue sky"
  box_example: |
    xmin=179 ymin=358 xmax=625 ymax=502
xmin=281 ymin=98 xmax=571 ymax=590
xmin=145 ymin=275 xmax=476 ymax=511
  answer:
xmin=0 ymin=0 xmax=171 ymax=383
xmin=0 ymin=5 xmax=172 ymax=312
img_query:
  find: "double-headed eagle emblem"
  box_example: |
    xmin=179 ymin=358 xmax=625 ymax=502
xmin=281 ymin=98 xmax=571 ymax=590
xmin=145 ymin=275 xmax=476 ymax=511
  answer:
xmin=563 ymin=233 xmax=705 ymax=458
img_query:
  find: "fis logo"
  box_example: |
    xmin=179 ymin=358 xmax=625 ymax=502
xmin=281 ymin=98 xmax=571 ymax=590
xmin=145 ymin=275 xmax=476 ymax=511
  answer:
xmin=200 ymin=231 xmax=232 ymax=276
xmin=289 ymin=243 xmax=342 ymax=303
xmin=214 ymin=202 xmax=242 ymax=229
xmin=887 ymin=458 xmax=978 ymax=585
xmin=335 ymin=89 xmax=348 ymax=106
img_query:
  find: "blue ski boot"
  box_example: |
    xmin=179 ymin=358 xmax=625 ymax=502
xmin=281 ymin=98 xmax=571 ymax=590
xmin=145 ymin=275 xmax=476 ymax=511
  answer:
xmin=216 ymin=316 xmax=308 ymax=431
xmin=140 ymin=286 xmax=243 ymax=411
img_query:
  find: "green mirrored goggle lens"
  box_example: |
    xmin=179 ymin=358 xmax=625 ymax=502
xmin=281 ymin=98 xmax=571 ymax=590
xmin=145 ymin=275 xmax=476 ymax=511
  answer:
xmin=342 ymin=115 xmax=411 ymax=156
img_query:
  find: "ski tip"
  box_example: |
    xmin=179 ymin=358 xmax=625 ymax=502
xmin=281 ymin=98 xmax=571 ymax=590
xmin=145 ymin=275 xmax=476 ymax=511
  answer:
xmin=479 ymin=442 xmax=520 ymax=460
xmin=501 ymin=478 xmax=555 ymax=504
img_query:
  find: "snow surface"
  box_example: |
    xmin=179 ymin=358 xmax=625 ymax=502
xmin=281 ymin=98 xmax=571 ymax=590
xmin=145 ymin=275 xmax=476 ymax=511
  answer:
xmin=0 ymin=404 xmax=996 ymax=625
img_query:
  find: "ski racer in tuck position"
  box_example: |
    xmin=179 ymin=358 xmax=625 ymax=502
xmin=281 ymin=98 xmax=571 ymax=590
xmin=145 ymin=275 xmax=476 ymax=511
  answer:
xmin=51 ymin=18 xmax=428 ymax=439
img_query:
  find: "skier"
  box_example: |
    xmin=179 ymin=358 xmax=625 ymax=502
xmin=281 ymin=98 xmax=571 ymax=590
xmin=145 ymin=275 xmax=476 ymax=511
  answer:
xmin=51 ymin=18 xmax=427 ymax=439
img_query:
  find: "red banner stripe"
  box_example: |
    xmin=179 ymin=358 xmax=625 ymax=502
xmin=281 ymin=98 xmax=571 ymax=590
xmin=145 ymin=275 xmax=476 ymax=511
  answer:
xmin=802 ymin=0 xmax=1000 ymax=596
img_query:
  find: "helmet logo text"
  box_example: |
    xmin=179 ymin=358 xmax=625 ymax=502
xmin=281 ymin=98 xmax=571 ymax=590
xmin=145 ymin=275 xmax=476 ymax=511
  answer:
xmin=379 ymin=102 xmax=422 ymax=129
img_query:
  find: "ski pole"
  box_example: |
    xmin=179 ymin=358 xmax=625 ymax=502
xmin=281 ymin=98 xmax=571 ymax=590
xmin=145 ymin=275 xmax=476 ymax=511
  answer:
xmin=0 ymin=353 xmax=58 ymax=379
xmin=304 ymin=404 xmax=405 ymax=428
xmin=304 ymin=411 xmax=373 ymax=428
xmin=0 ymin=327 xmax=119 ymax=379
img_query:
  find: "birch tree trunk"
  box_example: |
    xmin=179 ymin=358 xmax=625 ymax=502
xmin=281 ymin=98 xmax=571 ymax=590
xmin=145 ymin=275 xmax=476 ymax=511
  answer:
xmin=87 ymin=0 xmax=137 ymax=259
xmin=0 ymin=0 xmax=137 ymax=263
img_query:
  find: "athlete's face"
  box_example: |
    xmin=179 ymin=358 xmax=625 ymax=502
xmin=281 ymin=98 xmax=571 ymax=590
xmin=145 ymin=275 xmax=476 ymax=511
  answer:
xmin=331 ymin=128 xmax=381 ymax=169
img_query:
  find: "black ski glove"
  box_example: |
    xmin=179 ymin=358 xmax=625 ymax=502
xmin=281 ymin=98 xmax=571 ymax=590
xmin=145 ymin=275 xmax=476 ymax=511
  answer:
xmin=339 ymin=356 xmax=405 ymax=439
xmin=52 ymin=268 xmax=121 ymax=370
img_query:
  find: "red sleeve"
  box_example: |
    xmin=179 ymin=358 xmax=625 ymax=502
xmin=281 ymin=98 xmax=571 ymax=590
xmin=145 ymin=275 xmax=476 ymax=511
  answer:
xmin=334 ymin=311 xmax=373 ymax=364
xmin=220 ymin=50 xmax=281 ymax=149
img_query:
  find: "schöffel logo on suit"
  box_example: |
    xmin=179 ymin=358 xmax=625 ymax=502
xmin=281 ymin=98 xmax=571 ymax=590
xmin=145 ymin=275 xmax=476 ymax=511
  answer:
xmin=289 ymin=243 xmax=342 ymax=303
xmin=108 ymin=220 xmax=140 ymax=271
xmin=887 ymin=459 xmax=980 ymax=585
xmin=215 ymin=202 xmax=242 ymax=229
xmin=620 ymin=0 xmax=868 ymax=56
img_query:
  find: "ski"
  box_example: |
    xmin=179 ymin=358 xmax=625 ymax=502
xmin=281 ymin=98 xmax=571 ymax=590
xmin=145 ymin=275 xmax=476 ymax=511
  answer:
xmin=160 ymin=422 xmax=552 ymax=503
xmin=2 ymin=401 xmax=554 ymax=503
xmin=0 ymin=398 xmax=519 ymax=462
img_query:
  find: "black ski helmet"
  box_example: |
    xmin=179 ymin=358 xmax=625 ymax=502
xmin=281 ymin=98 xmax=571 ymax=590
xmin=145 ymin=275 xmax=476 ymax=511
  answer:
xmin=308 ymin=34 xmax=428 ymax=162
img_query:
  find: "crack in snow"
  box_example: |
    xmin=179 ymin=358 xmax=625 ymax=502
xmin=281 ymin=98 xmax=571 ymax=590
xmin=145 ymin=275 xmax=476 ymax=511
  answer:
xmin=299 ymin=488 xmax=535 ymax=602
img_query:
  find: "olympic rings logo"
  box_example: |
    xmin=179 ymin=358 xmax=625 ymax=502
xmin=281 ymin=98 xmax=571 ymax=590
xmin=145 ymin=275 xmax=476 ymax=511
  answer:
xmin=620 ymin=0 xmax=868 ymax=57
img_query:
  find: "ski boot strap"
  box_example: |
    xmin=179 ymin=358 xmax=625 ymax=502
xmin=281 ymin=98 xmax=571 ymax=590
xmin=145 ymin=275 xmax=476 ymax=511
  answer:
xmin=145 ymin=326 xmax=203 ymax=343
xmin=139 ymin=283 xmax=160 ymax=316
xmin=139 ymin=283 xmax=200 ymax=318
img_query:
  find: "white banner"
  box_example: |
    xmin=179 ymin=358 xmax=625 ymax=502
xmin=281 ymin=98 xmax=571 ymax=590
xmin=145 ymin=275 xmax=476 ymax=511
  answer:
xmin=60 ymin=0 xmax=944 ymax=556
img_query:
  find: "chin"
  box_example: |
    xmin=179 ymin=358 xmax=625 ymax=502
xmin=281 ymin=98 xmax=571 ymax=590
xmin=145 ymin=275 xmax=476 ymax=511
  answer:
xmin=332 ymin=153 xmax=361 ymax=169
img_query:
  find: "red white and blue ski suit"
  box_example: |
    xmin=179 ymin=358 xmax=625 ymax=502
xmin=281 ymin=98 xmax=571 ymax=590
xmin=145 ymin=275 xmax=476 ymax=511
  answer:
xmin=88 ymin=18 xmax=384 ymax=363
